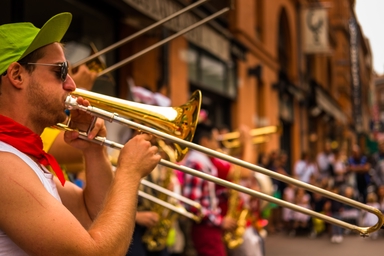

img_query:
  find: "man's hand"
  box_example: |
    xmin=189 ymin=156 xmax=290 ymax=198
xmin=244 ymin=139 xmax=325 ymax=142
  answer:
xmin=221 ymin=216 xmax=237 ymax=231
xmin=70 ymin=64 xmax=97 ymax=90
xmin=238 ymin=124 xmax=252 ymax=144
xmin=117 ymin=133 xmax=161 ymax=179
xmin=63 ymin=97 xmax=107 ymax=151
xmin=136 ymin=211 xmax=160 ymax=228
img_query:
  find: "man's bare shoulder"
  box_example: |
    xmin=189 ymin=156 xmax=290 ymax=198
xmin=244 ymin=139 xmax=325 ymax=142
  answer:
xmin=0 ymin=150 xmax=37 ymax=178
xmin=0 ymin=151 xmax=54 ymax=217
xmin=0 ymin=151 xmax=90 ymax=255
xmin=0 ymin=151 xmax=42 ymax=185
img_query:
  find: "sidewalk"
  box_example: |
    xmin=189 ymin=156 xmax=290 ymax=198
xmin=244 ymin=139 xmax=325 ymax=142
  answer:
xmin=264 ymin=232 xmax=383 ymax=256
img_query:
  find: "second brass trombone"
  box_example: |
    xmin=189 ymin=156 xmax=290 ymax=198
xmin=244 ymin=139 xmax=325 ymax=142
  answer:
xmin=217 ymin=125 xmax=282 ymax=149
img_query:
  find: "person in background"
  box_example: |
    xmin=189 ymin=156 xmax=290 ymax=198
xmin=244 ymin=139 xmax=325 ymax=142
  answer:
xmin=371 ymin=139 xmax=384 ymax=190
xmin=257 ymin=152 xmax=270 ymax=169
xmin=290 ymin=188 xmax=312 ymax=236
xmin=294 ymin=151 xmax=318 ymax=184
xmin=0 ymin=13 xmax=160 ymax=255
xmin=256 ymin=152 xmax=274 ymax=224
xmin=222 ymin=125 xmax=265 ymax=256
xmin=316 ymin=141 xmax=335 ymax=186
xmin=180 ymin=123 xmax=237 ymax=256
xmin=361 ymin=192 xmax=380 ymax=239
xmin=339 ymin=185 xmax=360 ymax=229
xmin=332 ymin=148 xmax=348 ymax=189
xmin=268 ymin=152 xmax=289 ymax=234
xmin=126 ymin=131 xmax=172 ymax=256
xmin=377 ymin=184 xmax=384 ymax=213
xmin=346 ymin=144 xmax=371 ymax=203
xmin=325 ymin=186 xmax=344 ymax=244
xmin=281 ymin=183 xmax=295 ymax=235
xmin=309 ymin=190 xmax=327 ymax=238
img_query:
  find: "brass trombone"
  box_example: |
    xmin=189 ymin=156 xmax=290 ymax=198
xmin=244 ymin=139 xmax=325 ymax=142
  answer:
xmin=217 ymin=125 xmax=282 ymax=149
xmin=58 ymin=90 xmax=384 ymax=237
xmin=65 ymin=88 xmax=202 ymax=162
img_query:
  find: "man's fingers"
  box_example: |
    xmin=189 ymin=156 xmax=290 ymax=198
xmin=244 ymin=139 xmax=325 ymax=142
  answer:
xmin=137 ymin=133 xmax=153 ymax=141
xmin=87 ymin=119 xmax=105 ymax=139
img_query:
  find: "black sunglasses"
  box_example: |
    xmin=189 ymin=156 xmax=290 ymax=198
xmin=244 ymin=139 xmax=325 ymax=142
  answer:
xmin=21 ymin=61 xmax=69 ymax=82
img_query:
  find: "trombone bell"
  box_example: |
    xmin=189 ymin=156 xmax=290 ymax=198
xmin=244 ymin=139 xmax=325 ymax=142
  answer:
xmin=86 ymin=42 xmax=108 ymax=74
xmin=86 ymin=43 xmax=115 ymax=84
xmin=70 ymin=89 xmax=202 ymax=161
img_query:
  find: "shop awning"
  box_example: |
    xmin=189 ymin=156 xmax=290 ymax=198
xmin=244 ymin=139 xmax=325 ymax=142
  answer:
xmin=316 ymin=87 xmax=348 ymax=124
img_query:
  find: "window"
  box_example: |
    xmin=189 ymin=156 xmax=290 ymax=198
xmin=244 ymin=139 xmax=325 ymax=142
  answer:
xmin=186 ymin=45 xmax=236 ymax=98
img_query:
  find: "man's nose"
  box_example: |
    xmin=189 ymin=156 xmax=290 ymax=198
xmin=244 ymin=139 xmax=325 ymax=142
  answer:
xmin=63 ymin=75 xmax=76 ymax=92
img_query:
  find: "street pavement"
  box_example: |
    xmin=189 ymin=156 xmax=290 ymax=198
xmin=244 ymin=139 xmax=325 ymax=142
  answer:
xmin=264 ymin=232 xmax=383 ymax=256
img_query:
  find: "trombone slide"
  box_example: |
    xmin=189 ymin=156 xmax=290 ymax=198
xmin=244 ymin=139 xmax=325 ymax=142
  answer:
xmin=140 ymin=179 xmax=202 ymax=211
xmin=59 ymin=95 xmax=384 ymax=237
xmin=138 ymin=190 xmax=200 ymax=222
xmin=96 ymin=6 xmax=230 ymax=77
xmin=72 ymin=0 xmax=209 ymax=69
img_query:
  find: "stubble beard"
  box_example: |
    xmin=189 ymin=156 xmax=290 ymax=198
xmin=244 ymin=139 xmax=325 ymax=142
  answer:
xmin=27 ymin=79 xmax=68 ymax=130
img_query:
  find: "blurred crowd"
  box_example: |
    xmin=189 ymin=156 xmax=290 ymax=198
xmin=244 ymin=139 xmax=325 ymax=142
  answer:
xmin=261 ymin=140 xmax=384 ymax=244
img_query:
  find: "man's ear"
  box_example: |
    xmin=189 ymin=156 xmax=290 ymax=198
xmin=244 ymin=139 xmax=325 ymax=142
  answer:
xmin=6 ymin=62 xmax=25 ymax=89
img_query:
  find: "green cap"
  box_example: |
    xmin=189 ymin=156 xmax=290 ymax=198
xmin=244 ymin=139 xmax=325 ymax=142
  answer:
xmin=0 ymin=12 xmax=72 ymax=75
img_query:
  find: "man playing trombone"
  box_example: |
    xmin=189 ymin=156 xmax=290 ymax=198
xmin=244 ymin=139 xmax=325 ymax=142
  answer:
xmin=180 ymin=122 xmax=256 ymax=256
xmin=217 ymin=125 xmax=265 ymax=256
xmin=0 ymin=13 xmax=161 ymax=255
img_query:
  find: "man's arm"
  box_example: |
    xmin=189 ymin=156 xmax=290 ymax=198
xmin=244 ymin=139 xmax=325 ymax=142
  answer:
xmin=52 ymin=110 xmax=113 ymax=225
xmin=55 ymin=142 xmax=113 ymax=227
xmin=0 ymin=132 xmax=160 ymax=256
xmin=227 ymin=125 xmax=255 ymax=180
xmin=347 ymin=159 xmax=371 ymax=173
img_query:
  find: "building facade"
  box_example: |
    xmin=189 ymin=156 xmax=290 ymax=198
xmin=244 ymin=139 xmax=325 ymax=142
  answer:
xmin=0 ymin=0 xmax=374 ymax=170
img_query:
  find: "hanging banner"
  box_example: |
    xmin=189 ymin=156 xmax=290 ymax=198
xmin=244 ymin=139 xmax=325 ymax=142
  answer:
xmin=349 ymin=18 xmax=363 ymax=132
xmin=302 ymin=7 xmax=330 ymax=53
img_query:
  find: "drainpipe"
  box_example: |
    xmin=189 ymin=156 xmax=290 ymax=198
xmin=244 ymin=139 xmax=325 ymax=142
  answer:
xmin=296 ymin=1 xmax=305 ymax=152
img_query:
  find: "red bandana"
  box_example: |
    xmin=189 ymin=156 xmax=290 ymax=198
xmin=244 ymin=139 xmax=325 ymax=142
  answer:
xmin=0 ymin=115 xmax=66 ymax=186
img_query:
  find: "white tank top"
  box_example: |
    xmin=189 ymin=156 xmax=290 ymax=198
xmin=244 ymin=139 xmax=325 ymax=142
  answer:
xmin=0 ymin=141 xmax=62 ymax=255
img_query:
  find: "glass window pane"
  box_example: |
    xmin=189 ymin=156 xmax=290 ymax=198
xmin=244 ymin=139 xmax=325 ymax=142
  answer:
xmin=201 ymin=55 xmax=225 ymax=93
xmin=226 ymin=62 xmax=236 ymax=98
xmin=186 ymin=48 xmax=198 ymax=82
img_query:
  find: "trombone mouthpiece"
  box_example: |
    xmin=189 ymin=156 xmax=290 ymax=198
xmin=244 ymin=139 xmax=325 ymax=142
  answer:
xmin=65 ymin=96 xmax=91 ymax=113
xmin=65 ymin=95 xmax=79 ymax=110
